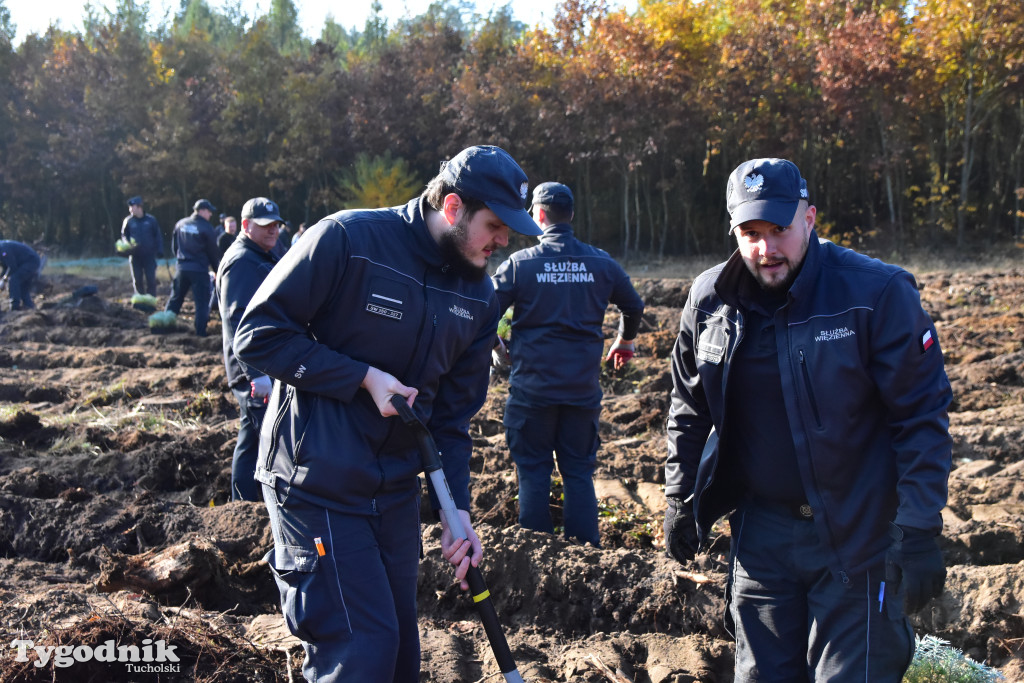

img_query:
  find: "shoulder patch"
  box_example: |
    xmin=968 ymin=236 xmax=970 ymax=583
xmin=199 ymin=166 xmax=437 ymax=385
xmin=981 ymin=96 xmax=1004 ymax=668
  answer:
xmin=921 ymin=329 xmax=934 ymax=352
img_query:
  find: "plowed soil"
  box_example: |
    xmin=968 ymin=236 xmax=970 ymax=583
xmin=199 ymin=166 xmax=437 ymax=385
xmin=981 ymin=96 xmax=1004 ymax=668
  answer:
xmin=1 ymin=265 xmax=1022 ymax=682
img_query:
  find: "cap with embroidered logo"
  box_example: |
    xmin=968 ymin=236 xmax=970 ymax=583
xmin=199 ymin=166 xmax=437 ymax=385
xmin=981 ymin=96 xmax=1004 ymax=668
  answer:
xmin=127 ymin=196 xmax=143 ymax=207
xmin=242 ymin=197 xmax=284 ymax=226
xmin=726 ymin=158 xmax=809 ymax=231
xmin=438 ymin=146 xmax=541 ymax=236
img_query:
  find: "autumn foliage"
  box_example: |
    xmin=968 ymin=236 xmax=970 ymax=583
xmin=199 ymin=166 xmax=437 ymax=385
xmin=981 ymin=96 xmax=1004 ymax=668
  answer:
xmin=0 ymin=0 xmax=1021 ymax=258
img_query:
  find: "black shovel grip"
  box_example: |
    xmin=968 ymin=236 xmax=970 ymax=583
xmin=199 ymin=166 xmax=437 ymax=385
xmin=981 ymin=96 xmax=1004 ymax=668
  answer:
xmin=390 ymin=394 xmax=443 ymax=473
xmin=388 ymin=394 xmax=523 ymax=681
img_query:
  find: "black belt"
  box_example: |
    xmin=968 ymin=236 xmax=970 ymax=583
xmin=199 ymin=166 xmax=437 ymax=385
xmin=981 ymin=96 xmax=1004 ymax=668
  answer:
xmin=747 ymin=497 xmax=814 ymax=520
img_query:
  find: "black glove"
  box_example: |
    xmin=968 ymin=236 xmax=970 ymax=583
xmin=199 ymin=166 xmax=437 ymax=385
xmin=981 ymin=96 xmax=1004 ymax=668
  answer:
xmin=664 ymin=496 xmax=699 ymax=564
xmin=885 ymin=523 xmax=946 ymax=613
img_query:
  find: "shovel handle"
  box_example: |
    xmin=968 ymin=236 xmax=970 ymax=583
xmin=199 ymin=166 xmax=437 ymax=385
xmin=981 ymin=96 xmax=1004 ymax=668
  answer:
xmin=388 ymin=394 xmax=524 ymax=682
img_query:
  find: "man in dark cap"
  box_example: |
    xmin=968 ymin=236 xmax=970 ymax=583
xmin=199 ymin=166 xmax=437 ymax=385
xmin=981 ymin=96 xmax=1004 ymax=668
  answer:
xmin=663 ymin=158 xmax=952 ymax=682
xmin=0 ymin=240 xmax=42 ymax=310
xmin=121 ymin=196 xmax=164 ymax=296
xmin=165 ymin=199 xmax=220 ymax=336
xmin=492 ymin=181 xmax=644 ymax=547
xmin=216 ymin=198 xmax=282 ymax=502
xmin=234 ymin=145 xmax=541 ymax=682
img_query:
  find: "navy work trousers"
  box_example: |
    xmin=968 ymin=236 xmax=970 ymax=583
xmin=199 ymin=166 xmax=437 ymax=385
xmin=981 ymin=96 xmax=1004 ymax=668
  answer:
xmin=129 ymin=254 xmax=158 ymax=296
xmin=504 ymin=397 xmax=602 ymax=546
xmin=8 ymin=263 xmax=37 ymax=310
xmin=262 ymin=485 xmax=421 ymax=683
xmin=727 ymin=504 xmax=915 ymax=682
xmin=230 ymin=387 xmax=265 ymax=501
xmin=165 ymin=269 xmax=211 ymax=336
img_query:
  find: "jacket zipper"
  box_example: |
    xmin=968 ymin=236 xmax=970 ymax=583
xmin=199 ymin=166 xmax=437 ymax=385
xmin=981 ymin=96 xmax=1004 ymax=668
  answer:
xmin=265 ymin=385 xmax=293 ymax=472
xmin=374 ymin=270 xmax=435 ymax=509
xmin=796 ymin=349 xmax=850 ymax=583
xmin=398 ymin=280 xmax=430 ymax=379
xmin=797 ymin=349 xmax=823 ymax=429
xmin=696 ymin=312 xmax=743 ymax=549
xmin=413 ymin=314 xmax=439 ymax=386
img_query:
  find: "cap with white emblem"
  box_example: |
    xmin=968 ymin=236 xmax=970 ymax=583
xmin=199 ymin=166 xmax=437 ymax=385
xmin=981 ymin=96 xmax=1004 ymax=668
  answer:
xmin=726 ymin=158 xmax=809 ymax=231
xmin=438 ymin=146 xmax=541 ymax=236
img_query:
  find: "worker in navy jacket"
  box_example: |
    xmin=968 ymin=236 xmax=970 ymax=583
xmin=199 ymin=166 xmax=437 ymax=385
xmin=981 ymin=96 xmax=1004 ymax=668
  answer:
xmin=121 ymin=195 xmax=164 ymax=296
xmin=234 ymin=146 xmax=542 ymax=683
xmin=664 ymin=158 xmax=952 ymax=682
xmin=0 ymin=240 xmax=41 ymax=310
xmin=492 ymin=182 xmax=644 ymax=546
xmin=165 ymin=198 xmax=220 ymax=336
xmin=216 ymin=197 xmax=281 ymax=502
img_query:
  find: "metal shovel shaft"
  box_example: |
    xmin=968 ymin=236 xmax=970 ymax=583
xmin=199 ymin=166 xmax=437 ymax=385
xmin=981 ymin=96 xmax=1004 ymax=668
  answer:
xmin=390 ymin=395 xmax=525 ymax=683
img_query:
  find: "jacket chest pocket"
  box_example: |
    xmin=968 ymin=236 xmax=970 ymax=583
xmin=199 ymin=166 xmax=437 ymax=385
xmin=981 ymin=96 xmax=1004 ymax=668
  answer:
xmin=696 ymin=321 xmax=731 ymax=365
xmin=364 ymin=276 xmax=412 ymax=323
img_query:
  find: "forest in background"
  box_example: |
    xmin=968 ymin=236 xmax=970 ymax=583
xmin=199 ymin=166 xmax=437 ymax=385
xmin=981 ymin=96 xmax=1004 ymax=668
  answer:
xmin=0 ymin=0 xmax=1022 ymax=261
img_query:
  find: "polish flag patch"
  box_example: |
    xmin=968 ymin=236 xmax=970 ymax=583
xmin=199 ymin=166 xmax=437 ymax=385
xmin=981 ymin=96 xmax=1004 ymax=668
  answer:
xmin=921 ymin=330 xmax=934 ymax=352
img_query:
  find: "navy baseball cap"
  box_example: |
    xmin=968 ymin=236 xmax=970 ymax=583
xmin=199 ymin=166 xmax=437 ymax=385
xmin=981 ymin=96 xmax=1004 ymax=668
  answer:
xmin=242 ymin=197 xmax=284 ymax=226
xmin=439 ymin=146 xmax=541 ymax=236
xmin=127 ymin=196 xmax=142 ymax=206
xmin=531 ymin=182 xmax=574 ymax=212
xmin=193 ymin=198 xmax=217 ymax=213
xmin=726 ymin=158 xmax=809 ymax=231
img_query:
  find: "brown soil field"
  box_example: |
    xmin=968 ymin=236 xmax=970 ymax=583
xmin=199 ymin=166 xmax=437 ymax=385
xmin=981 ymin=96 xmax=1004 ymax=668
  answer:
xmin=0 ymin=265 xmax=1022 ymax=682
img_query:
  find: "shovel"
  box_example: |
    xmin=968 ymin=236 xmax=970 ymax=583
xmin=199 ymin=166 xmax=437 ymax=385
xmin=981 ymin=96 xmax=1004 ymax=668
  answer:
xmin=390 ymin=394 xmax=525 ymax=683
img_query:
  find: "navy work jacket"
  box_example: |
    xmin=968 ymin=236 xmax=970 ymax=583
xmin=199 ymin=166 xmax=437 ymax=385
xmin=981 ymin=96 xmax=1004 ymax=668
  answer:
xmin=172 ymin=213 xmax=219 ymax=273
xmin=666 ymin=233 xmax=953 ymax=581
xmin=121 ymin=213 xmax=164 ymax=258
xmin=234 ymin=198 xmax=499 ymax=515
xmin=492 ymin=222 xmax=644 ymax=408
xmin=0 ymin=240 xmax=40 ymax=277
xmin=216 ymin=234 xmax=278 ymax=390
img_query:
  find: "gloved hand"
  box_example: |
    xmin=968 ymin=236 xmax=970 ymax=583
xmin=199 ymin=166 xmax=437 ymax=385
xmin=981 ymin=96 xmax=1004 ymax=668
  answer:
xmin=0 ymin=277 xmax=7 ymax=291
xmin=664 ymin=496 xmax=699 ymax=564
xmin=885 ymin=523 xmax=946 ymax=613
xmin=250 ymin=375 xmax=273 ymax=402
xmin=604 ymin=337 xmax=635 ymax=370
xmin=491 ymin=336 xmax=511 ymax=371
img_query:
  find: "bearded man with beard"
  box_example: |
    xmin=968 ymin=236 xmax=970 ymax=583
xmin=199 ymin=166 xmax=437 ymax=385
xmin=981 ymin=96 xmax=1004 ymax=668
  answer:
xmin=233 ymin=146 xmax=541 ymax=683
xmin=662 ymin=158 xmax=953 ymax=682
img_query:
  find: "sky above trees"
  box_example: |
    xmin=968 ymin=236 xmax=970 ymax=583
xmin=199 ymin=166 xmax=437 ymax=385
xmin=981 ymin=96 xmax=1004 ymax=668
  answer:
xmin=5 ymin=0 xmax=636 ymax=46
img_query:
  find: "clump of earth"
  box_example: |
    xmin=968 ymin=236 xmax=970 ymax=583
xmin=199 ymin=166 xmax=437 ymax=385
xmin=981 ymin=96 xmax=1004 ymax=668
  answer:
xmin=0 ymin=265 xmax=1021 ymax=682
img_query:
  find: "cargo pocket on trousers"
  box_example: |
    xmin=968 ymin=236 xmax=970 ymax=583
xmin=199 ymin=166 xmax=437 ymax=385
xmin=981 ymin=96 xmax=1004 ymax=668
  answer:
xmin=502 ymin=403 xmax=528 ymax=430
xmin=863 ymin=570 xmax=913 ymax=679
xmin=264 ymin=546 xmax=351 ymax=644
xmin=884 ymin=582 xmax=915 ymax=674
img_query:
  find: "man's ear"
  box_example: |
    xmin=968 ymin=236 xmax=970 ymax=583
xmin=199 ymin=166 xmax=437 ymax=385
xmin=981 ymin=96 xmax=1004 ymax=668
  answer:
xmin=442 ymin=193 xmax=463 ymax=226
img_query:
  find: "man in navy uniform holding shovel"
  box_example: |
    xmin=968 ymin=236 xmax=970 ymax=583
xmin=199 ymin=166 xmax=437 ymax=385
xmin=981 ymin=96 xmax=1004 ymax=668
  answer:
xmin=234 ymin=146 xmax=542 ymax=683
xmin=663 ymin=158 xmax=952 ymax=682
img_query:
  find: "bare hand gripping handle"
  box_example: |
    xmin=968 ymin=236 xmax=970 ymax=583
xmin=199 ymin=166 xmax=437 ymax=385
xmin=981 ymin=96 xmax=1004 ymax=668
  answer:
xmin=390 ymin=395 xmax=524 ymax=683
